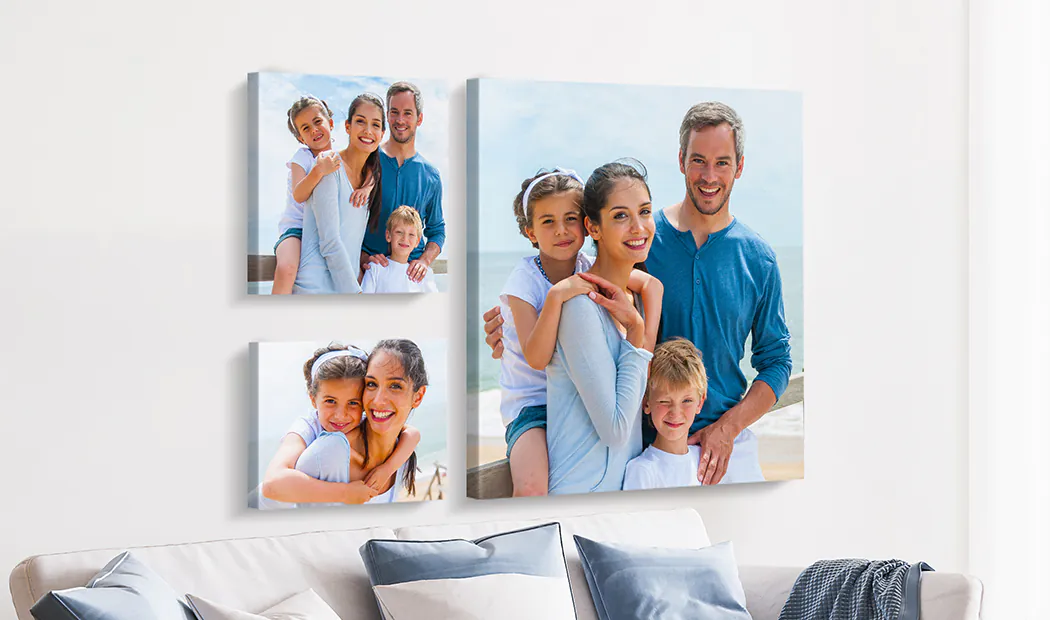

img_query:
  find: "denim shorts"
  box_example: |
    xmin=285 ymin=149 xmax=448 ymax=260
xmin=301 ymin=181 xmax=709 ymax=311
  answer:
xmin=273 ymin=227 xmax=303 ymax=253
xmin=504 ymin=404 xmax=547 ymax=458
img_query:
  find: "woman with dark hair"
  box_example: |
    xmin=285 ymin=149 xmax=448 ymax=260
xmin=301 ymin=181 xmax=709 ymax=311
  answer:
xmin=294 ymin=93 xmax=386 ymax=294
xmin=352 ymin=339 xmax=428 ymax=500
xmin=545 ymin=160 xmax=658 ymax=495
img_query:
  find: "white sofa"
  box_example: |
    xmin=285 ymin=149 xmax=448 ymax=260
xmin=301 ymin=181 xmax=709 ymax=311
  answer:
xmin=9 ymin=508 xmax=982 ymax=620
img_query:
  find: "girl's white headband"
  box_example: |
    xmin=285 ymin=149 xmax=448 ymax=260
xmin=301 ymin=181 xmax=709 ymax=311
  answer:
xmin=311 ymin=346 xmax=369 ymax=380
xmin=522 ymin=168 xmax=584 ymax=212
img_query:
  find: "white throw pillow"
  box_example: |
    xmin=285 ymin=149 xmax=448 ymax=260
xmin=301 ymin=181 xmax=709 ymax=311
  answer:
xmin=372 ymin=573 xmax=576 ymax=620
xmin=185 ymin=589 xmax=341 ymax=620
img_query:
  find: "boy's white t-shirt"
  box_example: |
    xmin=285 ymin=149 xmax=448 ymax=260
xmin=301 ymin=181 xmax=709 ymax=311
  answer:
xmin=361 ymin=261 xmax=439 ymax=294
xmin=622 ymin=445 xmax=703 ymax=491
xmin=622 ymin=428 xmax=767 ymax=490
xmin=497 ymin=253 xmax=594 ymax=427
xmin=279 ymin=147 xmax=316 ymax=234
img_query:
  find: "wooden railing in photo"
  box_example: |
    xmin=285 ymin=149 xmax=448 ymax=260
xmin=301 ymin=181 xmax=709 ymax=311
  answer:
xmin=248 ymin=255 xmax=448 ymax=282
xmin=423 ymin=464 xmax=447 ymax=501
xmin=466 ymin=372 xmax=805 ymax=500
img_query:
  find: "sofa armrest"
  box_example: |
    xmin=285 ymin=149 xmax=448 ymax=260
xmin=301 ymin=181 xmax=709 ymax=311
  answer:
xmin=737 ymin=566 xmax=983 ymax=620
xmin=739 ymin=566 xmax=800 ymax=620
xmin=918 ymin=572 xmax=983 ymax=620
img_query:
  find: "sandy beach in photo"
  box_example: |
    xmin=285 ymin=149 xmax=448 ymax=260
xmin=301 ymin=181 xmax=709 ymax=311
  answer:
xmin=468 ymin=389 xmax=804 ymax=482
xmin=397 ymin=463 xmax=447 ymax=502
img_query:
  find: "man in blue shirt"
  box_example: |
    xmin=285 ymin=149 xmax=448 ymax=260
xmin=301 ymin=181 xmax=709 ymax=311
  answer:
xmin=361 ymin=81 xmax=446 ymax=282
xmin=644 ymin=101 xmax=791 ymax=486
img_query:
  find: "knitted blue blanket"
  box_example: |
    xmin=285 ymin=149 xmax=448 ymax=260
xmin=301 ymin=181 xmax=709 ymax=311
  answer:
xmin=778 ymin=559 xmax=934 ymax=620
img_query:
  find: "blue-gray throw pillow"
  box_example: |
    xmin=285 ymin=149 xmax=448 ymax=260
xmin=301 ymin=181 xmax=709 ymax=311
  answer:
xmin=30 ymin=551 xmax=195 ymax=620
xmin=574 ymin=536 xmax=752 ymax=620
xmin=360 ymin=522 xmax=576 ymax=618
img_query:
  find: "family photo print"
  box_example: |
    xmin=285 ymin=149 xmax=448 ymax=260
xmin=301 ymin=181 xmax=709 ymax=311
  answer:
xmin=467 ymin=78 xmax=804 ymax=500
xmin=248 ymin=72 xmax=450 ymax=295
xmin=249 ymin=339 xmax=448 ymax=508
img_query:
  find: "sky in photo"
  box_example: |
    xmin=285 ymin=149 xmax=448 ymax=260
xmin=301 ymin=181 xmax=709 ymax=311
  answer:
xmin=474 ymin=79 xmax=802 ymax=253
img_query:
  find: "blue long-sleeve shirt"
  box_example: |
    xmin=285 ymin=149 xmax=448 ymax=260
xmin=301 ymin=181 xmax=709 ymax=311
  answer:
xmin=546 ymin=296 xmax=653 ymax=495
xmin=646 ymin=212 xmax=792 ymax=434
xmin=362 ymin=150 xmax=445 ymax=260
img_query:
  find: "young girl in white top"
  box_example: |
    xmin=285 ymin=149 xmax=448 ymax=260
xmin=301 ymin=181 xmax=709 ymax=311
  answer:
xmin=499 ymin=168 xmax=663 ymax=497
xmin=258 ymin=343 xmax=419 ymax=507
xmin=361 ymin=206 xmax=439 ymax=293
xmin=271 ymin=97 xmax=337 ymax=294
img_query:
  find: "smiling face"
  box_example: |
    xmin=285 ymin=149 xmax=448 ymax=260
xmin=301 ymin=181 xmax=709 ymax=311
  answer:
xmin=363 ymin=350 xmax=426 ymax=437
xmin=387 ymin=91 xmax=421 ymax=145
xmin=386 ymin=221 xmax=421 ymax=262
xmin=293 ymin=105 xmax=335 ymax=154
xmin=645 ymin=381 xmax=704 ymax=444
xmin=680 ymin=123 xmax=744 ymax=217
xmin=586 ymin=179 xmax=655 ymax=265
xmin=526 ymin=193 xmax=586 ymax=262
xmin=346 ymin=101 xmax=384 ymax=155
xmin=309 ymin=377 xmax=365 ymax=434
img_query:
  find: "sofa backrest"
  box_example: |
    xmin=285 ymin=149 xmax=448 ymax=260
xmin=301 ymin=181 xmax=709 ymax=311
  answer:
xmin=9 ymin=526 xmax=396 ymax=620
xmin=9 ymin=508 xmax=706 ymax=620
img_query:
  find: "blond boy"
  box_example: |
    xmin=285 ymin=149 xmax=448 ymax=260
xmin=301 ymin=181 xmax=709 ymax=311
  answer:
xmin=361 ymin=206 xmax=439 ymax=294
xmin=623 ymin=338 xmax=764 ymax=490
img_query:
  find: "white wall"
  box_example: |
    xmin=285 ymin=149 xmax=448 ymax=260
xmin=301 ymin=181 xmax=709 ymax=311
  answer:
xmin=970 ymin=0 xmax=1050 ymax=618
xmin=0 ymin=1 xmax=969 ymax=618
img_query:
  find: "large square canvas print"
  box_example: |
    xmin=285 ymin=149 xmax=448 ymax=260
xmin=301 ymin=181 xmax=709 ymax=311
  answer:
xmin=248 ymin=72 xmax=450 ymax=295
xmin=250 ymin=338 xmax=448 ymax=508
xmin=467 ymin=78 xmax=803 ymax=499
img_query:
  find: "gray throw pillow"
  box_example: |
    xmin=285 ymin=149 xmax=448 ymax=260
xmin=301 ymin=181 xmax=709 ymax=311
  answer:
xmin=574 ymin=536 xmax=752 ymax=620
xmin=360 ymin=522 xmax=576 ymax=618
xmin=30 ymin=551 xmax=195 ymax=620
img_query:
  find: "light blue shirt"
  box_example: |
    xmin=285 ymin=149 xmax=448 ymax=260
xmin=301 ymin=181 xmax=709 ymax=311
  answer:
xmin=546 ymin=296 xmax=653 ymax=495
xmin=645 ymin=212 xmax=792 ymax=433
xmin=294 ymin=168 xmax=367 ymax=294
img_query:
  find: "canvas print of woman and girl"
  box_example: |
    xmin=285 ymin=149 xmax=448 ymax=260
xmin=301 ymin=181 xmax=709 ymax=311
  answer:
xmin=466 ymin=78 xmax=805 ymax=500
xmin=250 ymin=339 xmax=448 ymax=508
xmin=248 ymin=73 xmax=449 ymax=295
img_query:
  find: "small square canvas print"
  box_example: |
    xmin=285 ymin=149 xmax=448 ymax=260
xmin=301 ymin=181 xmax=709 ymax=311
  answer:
xmin=467 ymin=78 xmax=804 ymax=500
xmin=250 ymin=338 xmax=448 ymax=508
xmin=248 ymin=72 xmax=450 ymax=295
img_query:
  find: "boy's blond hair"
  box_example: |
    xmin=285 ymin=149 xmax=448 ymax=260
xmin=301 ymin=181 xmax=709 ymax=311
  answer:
xmin=387 ymin=205 xmax=424 ymax=237
xmin=647 ymin=338 xmax=708 ymax=399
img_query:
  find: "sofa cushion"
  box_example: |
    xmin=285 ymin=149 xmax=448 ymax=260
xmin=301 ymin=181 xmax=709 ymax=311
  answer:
xmin=372 ymin=573 xmax=576 ymax=620
xmin=30 ymin=551 xmax=195 ymax=620
xmin=185 ymin=589 xmax=340 ymax=620
xmin=361 ymin=523 xmax=575 ymax=619
xmin=574 ymin=536 xmax=751 ymax=620
xmin=393 ymin=508 xmax=708 ymax=620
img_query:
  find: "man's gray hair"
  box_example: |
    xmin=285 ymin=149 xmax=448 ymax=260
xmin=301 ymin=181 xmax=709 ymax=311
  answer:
xmin=679 ymin=101 xmax=745 ymax=163
xmin=386 ymin=81 xmax=423 ymax=115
